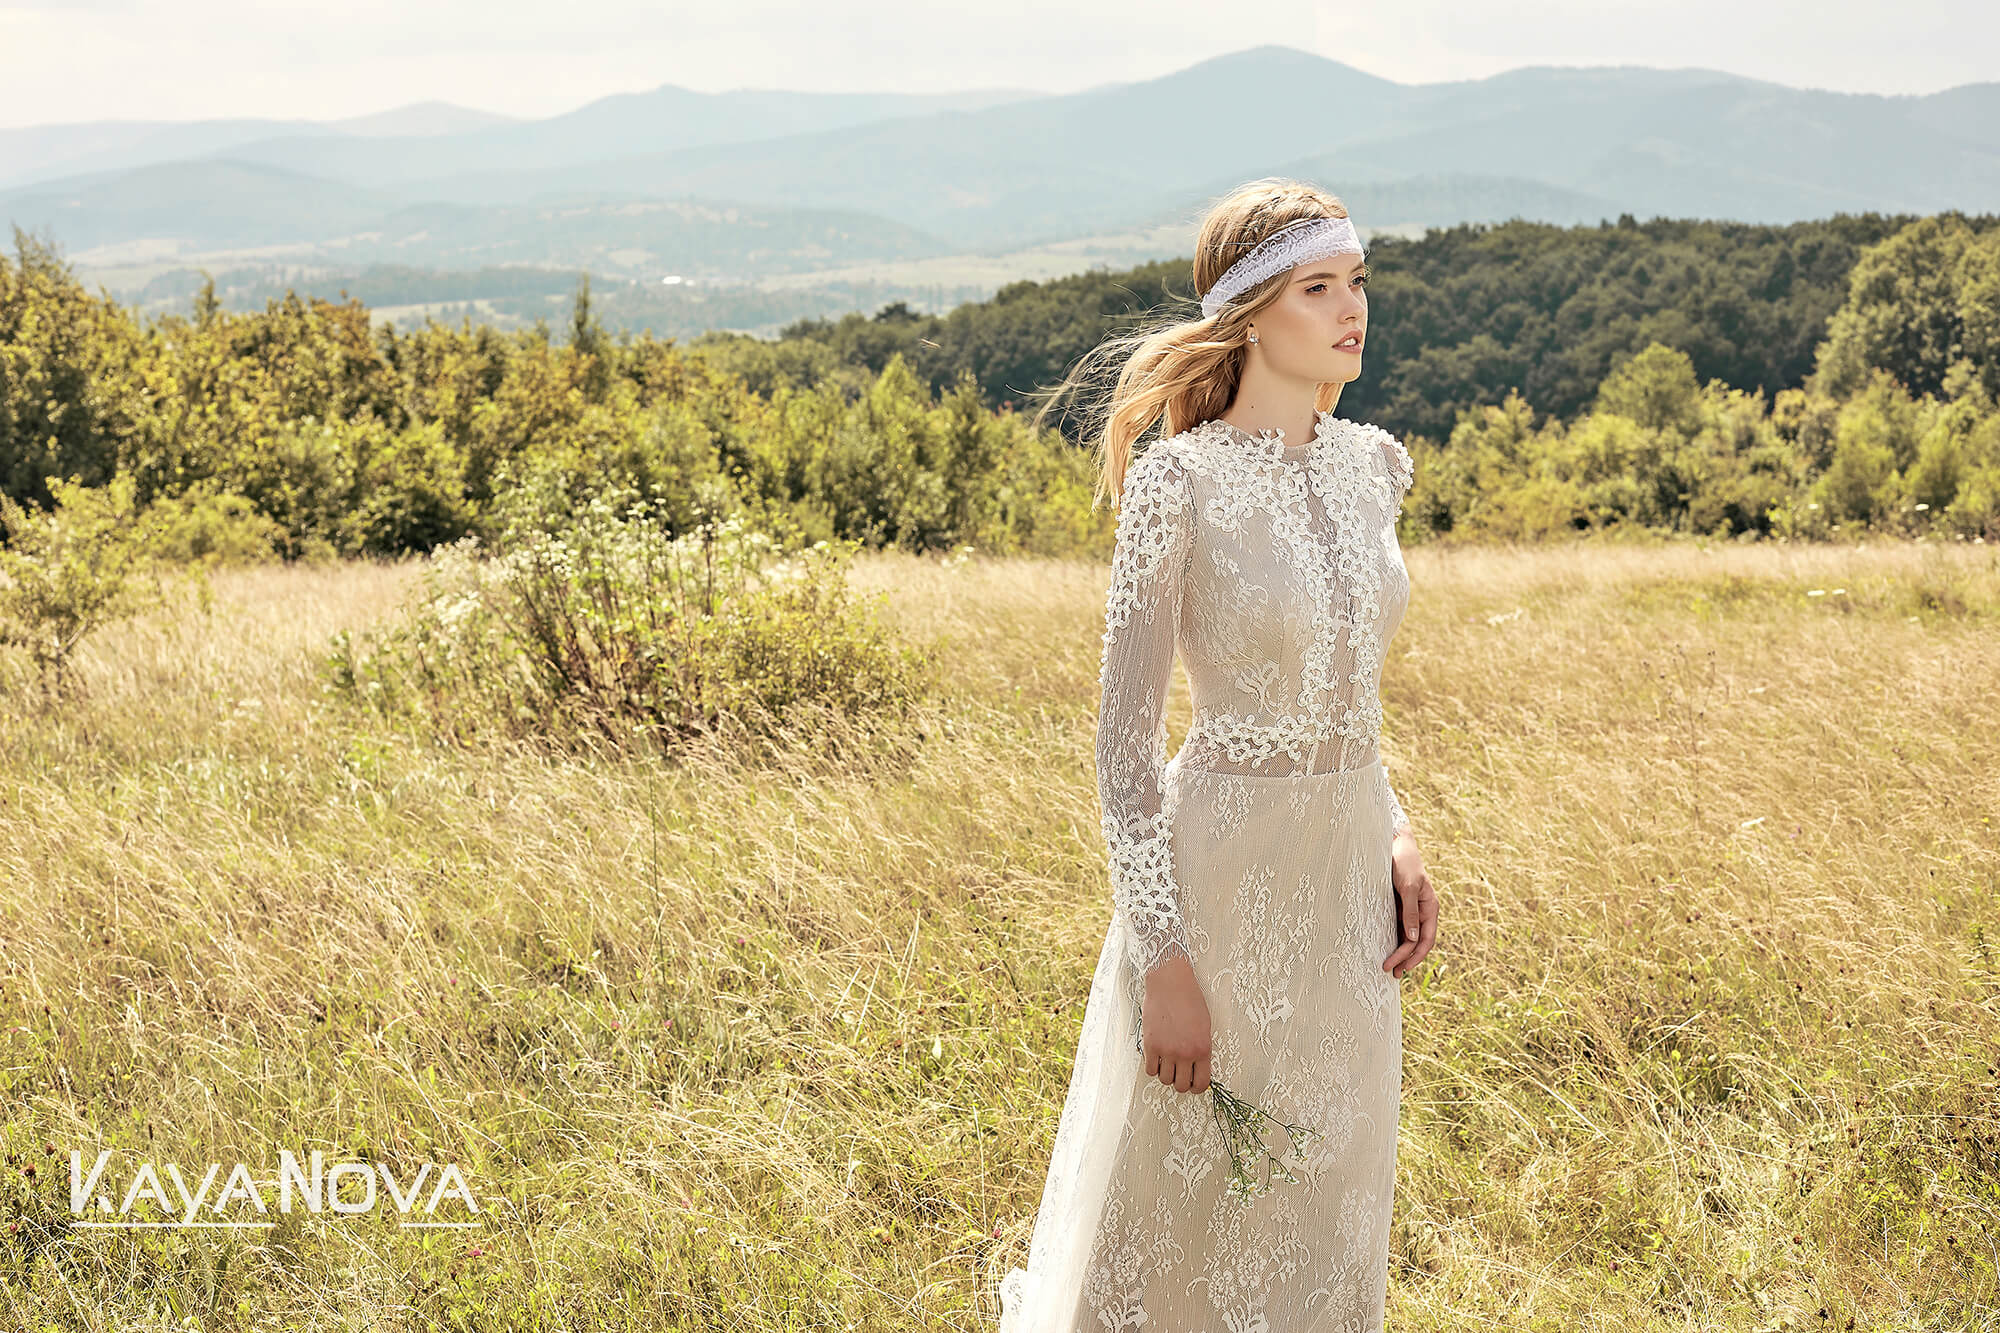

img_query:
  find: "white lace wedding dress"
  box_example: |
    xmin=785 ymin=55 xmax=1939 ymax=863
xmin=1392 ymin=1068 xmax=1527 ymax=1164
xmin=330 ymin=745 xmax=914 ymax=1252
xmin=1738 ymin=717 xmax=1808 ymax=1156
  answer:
xmin=999 ymin=407 xmax=1416 ymax=1332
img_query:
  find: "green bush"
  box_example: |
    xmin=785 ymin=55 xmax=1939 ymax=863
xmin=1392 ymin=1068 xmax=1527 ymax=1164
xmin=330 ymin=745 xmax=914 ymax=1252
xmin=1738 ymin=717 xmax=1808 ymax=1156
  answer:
xmin=141 ymin=481 xmax=283 ymax=566
xmin=321 ymin=490 xmax=938 ymax=761
xmin=478 ymin=397 xmax=742 ymax=546
xmin=342 ymin=417 xmax=477 ymax=556
xmin=212 ymin=414 xmax=359 ymax=562
xmin=0 ymin=474 xmax=170 ymax=691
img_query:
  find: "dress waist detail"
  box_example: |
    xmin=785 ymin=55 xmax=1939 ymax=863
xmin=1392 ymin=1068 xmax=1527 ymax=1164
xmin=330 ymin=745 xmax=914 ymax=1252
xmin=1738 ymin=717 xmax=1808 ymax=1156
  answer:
xmin=1176 ymin=708 xmax=1385 ymax=776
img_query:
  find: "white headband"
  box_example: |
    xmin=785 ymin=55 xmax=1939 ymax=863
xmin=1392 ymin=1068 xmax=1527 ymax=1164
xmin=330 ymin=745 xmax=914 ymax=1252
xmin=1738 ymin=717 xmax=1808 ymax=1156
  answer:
xmin=1199 ymin=214 xmax=1365 ymax=320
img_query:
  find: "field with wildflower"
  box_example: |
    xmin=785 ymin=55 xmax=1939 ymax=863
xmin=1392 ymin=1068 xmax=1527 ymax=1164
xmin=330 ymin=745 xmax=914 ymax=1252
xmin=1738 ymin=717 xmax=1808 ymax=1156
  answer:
xmin=1 ymin=535 xmax=1996 ymax=1331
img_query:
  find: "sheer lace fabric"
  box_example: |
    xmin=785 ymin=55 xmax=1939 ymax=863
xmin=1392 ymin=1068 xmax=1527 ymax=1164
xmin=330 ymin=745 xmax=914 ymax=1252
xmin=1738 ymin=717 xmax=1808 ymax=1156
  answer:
xmin=1096 ymin=410 xmax=1416 ymax=980
xmin=999 ymin=410 xmax=1416 ymax=1333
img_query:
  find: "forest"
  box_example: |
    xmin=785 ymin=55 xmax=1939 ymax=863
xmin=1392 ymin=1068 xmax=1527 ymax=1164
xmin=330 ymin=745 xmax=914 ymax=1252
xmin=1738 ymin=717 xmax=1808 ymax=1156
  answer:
xmin=3 ymin=208 xmax=1999 ymax=568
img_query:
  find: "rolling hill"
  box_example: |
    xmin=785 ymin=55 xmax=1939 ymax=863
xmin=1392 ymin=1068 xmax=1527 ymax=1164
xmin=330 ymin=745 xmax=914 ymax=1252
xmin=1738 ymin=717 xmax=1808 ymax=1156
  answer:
xmin=4 ymin=44 xmax=1992 ymax=332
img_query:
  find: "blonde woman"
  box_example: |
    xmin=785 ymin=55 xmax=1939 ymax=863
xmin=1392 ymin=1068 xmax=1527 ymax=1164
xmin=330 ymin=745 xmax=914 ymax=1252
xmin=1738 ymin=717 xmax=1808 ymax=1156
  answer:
xmin=999 ymin=178 xmax=1439 ymax=1332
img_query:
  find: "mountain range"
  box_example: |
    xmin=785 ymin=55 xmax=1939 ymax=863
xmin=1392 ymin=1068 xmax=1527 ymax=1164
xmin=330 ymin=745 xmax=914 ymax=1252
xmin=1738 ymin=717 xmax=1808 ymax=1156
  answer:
xmin=2 ymin=44 xmax=1993 ymax=332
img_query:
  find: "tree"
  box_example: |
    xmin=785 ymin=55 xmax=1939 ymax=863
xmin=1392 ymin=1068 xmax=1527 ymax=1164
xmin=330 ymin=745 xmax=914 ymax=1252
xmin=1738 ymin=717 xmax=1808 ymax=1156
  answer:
xmin=1593 ymin=342 xmax=1702 ymax=438
xmin=1811 ymin=213 xmax=2000 ymax=402
xmin=0 ymin=474 xmax=171 ymax=694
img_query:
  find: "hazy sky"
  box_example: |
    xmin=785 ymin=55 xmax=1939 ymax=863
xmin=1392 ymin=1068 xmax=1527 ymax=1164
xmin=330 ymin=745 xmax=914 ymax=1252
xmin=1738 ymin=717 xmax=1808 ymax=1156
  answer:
xmin=0 ymin=0 xmax=1990 ymax=129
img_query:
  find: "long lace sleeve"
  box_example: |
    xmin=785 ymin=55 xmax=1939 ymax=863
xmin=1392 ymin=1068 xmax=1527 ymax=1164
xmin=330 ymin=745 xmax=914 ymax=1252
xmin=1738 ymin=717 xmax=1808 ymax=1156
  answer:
xmin=1096 ymin=445 xmax=1196 ymax=979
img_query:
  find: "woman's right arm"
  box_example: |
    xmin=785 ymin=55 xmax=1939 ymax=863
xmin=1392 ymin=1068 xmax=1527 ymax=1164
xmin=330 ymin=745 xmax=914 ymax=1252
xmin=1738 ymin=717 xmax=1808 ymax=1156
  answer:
xmin=1096 ymin=445 xmax=1196 ymax=980
xmin=1098 ymin=445 xmax=1211 ymax=1094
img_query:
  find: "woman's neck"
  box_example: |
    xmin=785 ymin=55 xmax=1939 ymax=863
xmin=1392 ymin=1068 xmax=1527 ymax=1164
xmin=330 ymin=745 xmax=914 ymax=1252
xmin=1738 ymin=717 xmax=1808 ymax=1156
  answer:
xmin=1218 ymin=387 xmax=1330 ymax=452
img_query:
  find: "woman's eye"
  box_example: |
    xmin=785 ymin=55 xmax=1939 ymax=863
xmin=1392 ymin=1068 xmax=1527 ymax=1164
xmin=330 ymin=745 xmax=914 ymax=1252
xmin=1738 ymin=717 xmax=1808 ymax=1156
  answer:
xmin=1306 ymin=282 xmax=1327 ymax=294
xmin=1354 ymin=274 xmax=1369 ymax=288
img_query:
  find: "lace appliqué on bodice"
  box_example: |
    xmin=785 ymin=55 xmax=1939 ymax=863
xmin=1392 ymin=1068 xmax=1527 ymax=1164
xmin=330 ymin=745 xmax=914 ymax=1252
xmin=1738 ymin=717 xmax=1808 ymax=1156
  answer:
xmin=1096 ymin=410 xmax=1417 ymax=978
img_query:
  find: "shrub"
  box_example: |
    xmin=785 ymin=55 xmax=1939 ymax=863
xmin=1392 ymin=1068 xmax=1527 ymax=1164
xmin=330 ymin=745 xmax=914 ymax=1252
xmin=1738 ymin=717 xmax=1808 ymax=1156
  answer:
xmin=340 ymin=417 xmax=477 ymax=556
xmin=0 ymin=474 xmax=170 ymax=692
xmin=212 ymin=414 xmax=358 ymax=562
xmin=321 ymin=490 xmax=938 ymax=762
xmin=141 ymin=482 xmax=283 ymax=566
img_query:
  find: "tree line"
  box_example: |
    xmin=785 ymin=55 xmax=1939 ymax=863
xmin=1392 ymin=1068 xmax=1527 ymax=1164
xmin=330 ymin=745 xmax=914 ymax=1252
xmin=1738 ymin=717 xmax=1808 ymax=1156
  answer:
xmin=2 ymin=208 xmax=1997 ymax=565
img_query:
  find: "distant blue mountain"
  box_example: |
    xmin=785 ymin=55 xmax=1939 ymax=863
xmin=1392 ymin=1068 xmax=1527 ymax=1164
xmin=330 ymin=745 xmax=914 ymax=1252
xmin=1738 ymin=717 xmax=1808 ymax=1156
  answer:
xmin=2 ymin=44 xmax=1991 ymax=309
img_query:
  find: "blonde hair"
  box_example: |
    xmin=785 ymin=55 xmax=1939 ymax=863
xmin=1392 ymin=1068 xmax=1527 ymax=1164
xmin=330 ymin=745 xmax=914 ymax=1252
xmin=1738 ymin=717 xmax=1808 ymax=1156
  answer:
xmin=1030 ymin=177 xmax=1354 ymax=506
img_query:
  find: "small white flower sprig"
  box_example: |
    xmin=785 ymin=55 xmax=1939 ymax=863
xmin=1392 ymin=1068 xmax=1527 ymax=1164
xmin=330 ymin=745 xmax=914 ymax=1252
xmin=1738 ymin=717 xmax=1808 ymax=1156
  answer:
xmin=1206 ymin=1079 xmax=1324 ymax=1202
xmin=1129 ymin=1009 xmax=1321 ymax=1201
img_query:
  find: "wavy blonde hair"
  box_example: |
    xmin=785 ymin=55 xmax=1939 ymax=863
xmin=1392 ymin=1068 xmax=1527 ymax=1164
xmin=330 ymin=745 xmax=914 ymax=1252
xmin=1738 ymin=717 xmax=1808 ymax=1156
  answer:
xmin=1030 ymin=176 xmax=1355 ymax=506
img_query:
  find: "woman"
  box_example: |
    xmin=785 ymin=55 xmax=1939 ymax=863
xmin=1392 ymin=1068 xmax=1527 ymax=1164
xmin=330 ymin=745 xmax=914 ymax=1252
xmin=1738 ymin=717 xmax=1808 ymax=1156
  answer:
xmin=999 ymin=178 xmax=1440 ymax=1332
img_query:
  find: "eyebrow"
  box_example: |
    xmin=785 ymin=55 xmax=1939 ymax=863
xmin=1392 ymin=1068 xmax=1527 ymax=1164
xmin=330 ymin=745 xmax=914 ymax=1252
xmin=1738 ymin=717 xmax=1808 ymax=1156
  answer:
xmin=1296 ymin=260 xmax=1368 ymax=283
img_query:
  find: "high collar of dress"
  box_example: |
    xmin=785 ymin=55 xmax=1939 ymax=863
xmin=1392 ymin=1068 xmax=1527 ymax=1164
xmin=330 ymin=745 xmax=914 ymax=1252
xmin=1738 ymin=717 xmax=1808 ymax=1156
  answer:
xmin=1202 ymin=408 xmax=1348 ymax=468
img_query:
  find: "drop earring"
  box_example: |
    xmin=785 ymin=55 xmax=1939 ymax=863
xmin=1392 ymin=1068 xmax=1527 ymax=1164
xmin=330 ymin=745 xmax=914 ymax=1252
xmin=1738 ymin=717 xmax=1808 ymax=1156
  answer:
xmin=1247 ymin=329 xmax=1259 ymax=344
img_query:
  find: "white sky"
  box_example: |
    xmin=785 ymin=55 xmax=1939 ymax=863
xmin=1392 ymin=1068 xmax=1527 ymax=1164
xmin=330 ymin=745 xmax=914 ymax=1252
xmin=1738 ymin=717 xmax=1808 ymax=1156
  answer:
xmin=0 ymin=0 xmax=1990 ymax=129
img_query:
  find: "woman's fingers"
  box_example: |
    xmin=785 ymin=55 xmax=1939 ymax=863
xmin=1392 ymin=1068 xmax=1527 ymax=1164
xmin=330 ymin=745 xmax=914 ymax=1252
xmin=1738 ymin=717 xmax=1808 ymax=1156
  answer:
xmin=1146 ymin=1052 xmax=1212 ymax=1093
xmin=1391 ymin=875 xmax=1440 ymax=976
xmin=1384 ymin=891 xmax=1416 ymax=972
xmin=1408 ymin=881 xmax=1440 ymax=968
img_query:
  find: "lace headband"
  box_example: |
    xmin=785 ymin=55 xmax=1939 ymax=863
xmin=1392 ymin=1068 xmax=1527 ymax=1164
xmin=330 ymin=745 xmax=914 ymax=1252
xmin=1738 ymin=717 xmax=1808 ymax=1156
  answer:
xmin=1198 ymin=214 xmax=1365 ymax=320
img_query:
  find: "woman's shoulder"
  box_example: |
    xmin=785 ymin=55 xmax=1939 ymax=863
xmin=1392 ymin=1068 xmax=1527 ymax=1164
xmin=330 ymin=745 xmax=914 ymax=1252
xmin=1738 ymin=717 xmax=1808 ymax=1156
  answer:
xmin=1116 ymin=435 xmax=1198 ymax=523
xmin=1143 ymin=418 xmax=1241 ymax=478
xmin=1124 ymin=419 xmax=1225 ymax=493
xmin=1341 ymin=418 xmax=1413 ymax=493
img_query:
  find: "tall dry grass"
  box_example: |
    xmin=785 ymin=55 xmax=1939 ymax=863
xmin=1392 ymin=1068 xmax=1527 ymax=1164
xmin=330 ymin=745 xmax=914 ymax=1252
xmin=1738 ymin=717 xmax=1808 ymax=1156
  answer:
xmin=0 ymin=537 xmax=1995 ymax=1330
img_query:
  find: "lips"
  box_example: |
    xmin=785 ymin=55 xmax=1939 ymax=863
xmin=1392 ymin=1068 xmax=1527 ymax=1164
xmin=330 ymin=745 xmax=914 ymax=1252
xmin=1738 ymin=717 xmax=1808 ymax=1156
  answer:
xmin=1334 ymin=333 xmax=1364 ymax=352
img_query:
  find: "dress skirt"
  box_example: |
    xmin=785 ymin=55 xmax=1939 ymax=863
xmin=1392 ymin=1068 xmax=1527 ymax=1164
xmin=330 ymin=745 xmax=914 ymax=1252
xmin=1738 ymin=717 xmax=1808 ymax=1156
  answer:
xmin=1001 ymin=756 xmax=1403 ymax=1333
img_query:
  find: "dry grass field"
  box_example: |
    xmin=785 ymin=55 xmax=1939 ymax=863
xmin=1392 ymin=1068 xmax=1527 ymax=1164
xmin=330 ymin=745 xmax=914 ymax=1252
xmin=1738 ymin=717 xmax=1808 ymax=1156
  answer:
xmin=1 ymin=536 xmax=1996 ymax=1331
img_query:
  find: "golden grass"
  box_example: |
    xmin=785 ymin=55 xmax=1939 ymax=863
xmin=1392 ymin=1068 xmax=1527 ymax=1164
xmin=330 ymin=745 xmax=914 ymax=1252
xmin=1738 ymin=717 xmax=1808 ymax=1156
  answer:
xmin=1 ymin=537 xmax=1996 ymax=1331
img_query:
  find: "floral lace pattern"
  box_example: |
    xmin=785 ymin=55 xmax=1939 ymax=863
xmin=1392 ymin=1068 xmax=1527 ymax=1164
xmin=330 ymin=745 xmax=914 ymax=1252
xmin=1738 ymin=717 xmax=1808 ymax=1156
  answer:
xmin=1001 ymin=409 xmax=1413 ymax=1333
xmin=1097 ymin=410 xmax=1417 ymax=980
xmin=1075 ymin=755 xmax=1404 ymax=1332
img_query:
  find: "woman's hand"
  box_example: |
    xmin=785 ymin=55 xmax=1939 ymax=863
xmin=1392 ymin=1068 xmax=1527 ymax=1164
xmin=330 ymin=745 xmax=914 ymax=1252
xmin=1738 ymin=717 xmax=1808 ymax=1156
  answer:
xmin=1384 ymin=832 xmax=1437 ymax=979
xmin=1140 ymin=953 xmax=1212 ymax=1094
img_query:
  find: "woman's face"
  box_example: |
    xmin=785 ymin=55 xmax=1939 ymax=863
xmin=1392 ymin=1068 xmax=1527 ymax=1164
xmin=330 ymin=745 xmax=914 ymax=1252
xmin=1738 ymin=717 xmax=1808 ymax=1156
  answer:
xmin=1248 ymin=249 xmax=1369 ymax=385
